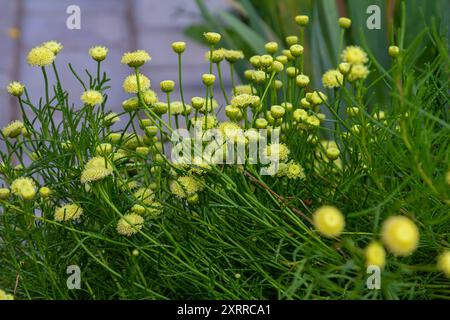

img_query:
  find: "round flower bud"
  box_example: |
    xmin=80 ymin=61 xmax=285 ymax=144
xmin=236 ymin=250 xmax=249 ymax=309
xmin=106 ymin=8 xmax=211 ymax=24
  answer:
xmin=205 ymin=48 xmax=225 ymax=63
xmin=265 ymin=42 xmax=279 ymax=54
xmin=187 ymin=193 xmax=200 ymax=205
xmin=295 ymin=15 xmax=309 ymax=27
xmin=104 ymin=113 xmax=120 ymax=126
xmin=282 ymin=49 xmax=294 ymax=61
xmin=388 ymin=45 xmax=400 ymax=58
xmin=96 ymin=143 xmax=113 ymax=156
xmin=202 ymin=74 xmax=216 ymax=87
xmin=300 ymin=98 xmax=311 ymax=109
xmin=204 ymin=32 xmax=221 ymax=45
xmin=260 ymin=55 xmax=274 ymax=68
xmin=225 ymin=105 xmax=242 ymax=121
xmin=7 ymin=81 xmax=25 ymax=97
xmin=346 ymin=107 xmax=360 ymax=117
xmin=39 ymin=187 xmax=52 ymax=199
xmin=244 ymin=69 xmax=255 ymax=81
xmin=2 ymin=120 xmax=24 ymax=139
xmin=285 ymin=35 xmax=298 ymax=46
xmin=132 ymin=204 xmax=146 ymax=215
xmin=249 ymin=55 xmax=261 ymax=68
xmin=121 ymin=50 xmax=151 ymax=68
xmin=382 ymin=216 xmax=419 ymax=256
xmin=191 ymin=97 xmax=205 ymax=110
xmin=365 ymin=242 xmax=386 ymax=268
xmin=271 ymin=61 xmax=284 ymax=73
xmin=132 ymin=249 xmax=140 ymax=256
xmin=107 ymin=133 xmax=122 ymax=144
xmin=325 ymin=147 xmax=340 ymax=160
xmin=0 ymin=188 xmax=11 ymax=200
xmin=338 ymin=17 xmax=352 ymax=29
xmin=274 ymin=80 xmax=283 ymax=90
xmin=153 ymin=102 xmax=168 ymax=115
xmin=144 ymin=126 xmax=158 ymax=137
xmin=290 ymin=44 xmax=304 ymax=57
xmin=123 ymin=73 xmax=151 ymax=93
xmin=172 ymin=41 xmax=186 ymax=54
xmin=270 ymin=105 xmax=285 ymax=119
xmin=275 ymin=55 xmax=288 ymax=65
xmin=122 ymin=97 xmax=140 ymax=112
xmin=255 ymin=118 xmax=268 ymax=129
xmin=252 ymin=70 xmax=266 ymax=85
xmin=437 ymin=250 xmax=450 ymax=278
xmin=338 ymin=62 xmax=351 ymax=75
xmin=224 ymin=49 xmax=245 ymax=63
xmin=281 ymin=102 xmax=293 ymax=112
xmin=136 ymin=147 xmax=150 ymax=156
xmin=139 ymin=119 xmax=152 ymax=129
xmin=89 ymin=46 xmax=108 ymax=62
xmin=160 ymin=80 xmax=175 ymax=93
xmin=296 ymin=74 xmax=310 ymax=87
xmin=313 ymin=205 xmax=345 ymax=238
xmin=286 ymin=67 xmax=298 ymax=78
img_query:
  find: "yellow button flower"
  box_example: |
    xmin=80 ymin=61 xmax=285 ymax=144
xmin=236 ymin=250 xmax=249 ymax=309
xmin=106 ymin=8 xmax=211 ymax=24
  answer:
xmin=365 ymin=242 xmax=386 ymax=268
xmin=313 ymin=205 xmax=345 ymax=238
xmin=381 ymin=216 xmax=419 ymax=256
xmin=437 ymin=250 xmax=450 ymax=278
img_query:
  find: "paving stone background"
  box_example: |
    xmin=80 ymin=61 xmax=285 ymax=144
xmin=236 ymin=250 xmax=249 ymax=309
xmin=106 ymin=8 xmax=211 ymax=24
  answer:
xmin=0 ymin=0 xmax=232 ymax=129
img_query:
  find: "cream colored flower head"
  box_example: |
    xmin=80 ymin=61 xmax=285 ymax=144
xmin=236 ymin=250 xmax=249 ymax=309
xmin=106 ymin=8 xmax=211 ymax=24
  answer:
xmin=231 ymin=94 xmax=260 ymax=109
xmin=205 ymin=48 xmax=226 ymax=63
xmin=7 ymin=81 xmax=25 ymax=97
xmin=27 ymin=46 xmax=55 ymax=67
xmin=381 ymin=215 xmax=419 ymax=256
xmin=11 ymin=177 xmax=37 ymax=201
xmin=123 ymin=73 xmax=151 ymax=93
xmin=437 ymin=250 xmax=450 ymax=278
xmin=169 ymin=101 xmax=192 ymax=115
xmin=0 ymin=289 xmax=14 ymax=300
xmin=347 ymin=64 xmax=369 ymax=82
xmin=121 ymin=50 xmax=151 ymax=67
xmin=170 ymin=176 xmax=204 ymax=198
xmin=134 ymin=187 xmax=155 ymax=205
xmin=264 ymin=143 xmax=290 ymax=162
xmin=2 ymin=120 xmax=25 ymax=139
xmin=80 ymin=156 xmax=114 ymax=183
xmin=81 ymin=90 xmax=103 ymax=107
xmin=116 ymin=213 xmax=144 ymax=236
xmin=313 ymin=205 xmax=345 ymax=238
xmin=55 ymin=203 xmax=83 ymax=222
xmin=89 ymin=46 xmax=109 ymax=62
xmin=224 ymin=49 xmax=244 ymax=63
xmin=322 ymin=69 xmax=344 ymax=88
xmin=365 ymin=242 xmax=386 ymax=268
xmin=42 ymin=41 xmax=63 ymax=55
xmin=309 ymin=90 xmax=327 ymax=105
xmin=341 ymin=46 xmax=368 ymax=65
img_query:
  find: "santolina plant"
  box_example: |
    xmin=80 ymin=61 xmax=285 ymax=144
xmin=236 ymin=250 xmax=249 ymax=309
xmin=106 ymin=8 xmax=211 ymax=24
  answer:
xmin=0 ymin=10 xmax=449 ymax=300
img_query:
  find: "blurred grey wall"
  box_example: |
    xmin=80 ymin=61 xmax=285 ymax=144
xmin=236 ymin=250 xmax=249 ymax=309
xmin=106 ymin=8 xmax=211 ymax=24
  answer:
xmin=0 ymin=0 xmax=231 ymax=128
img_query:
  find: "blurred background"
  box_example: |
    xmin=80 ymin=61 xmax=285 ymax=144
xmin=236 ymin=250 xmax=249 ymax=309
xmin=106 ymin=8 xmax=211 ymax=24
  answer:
xmin=0 ymin=0 xmax=231 ymax=128
xmin=1 ymin=0 xmax=448 ymax=128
